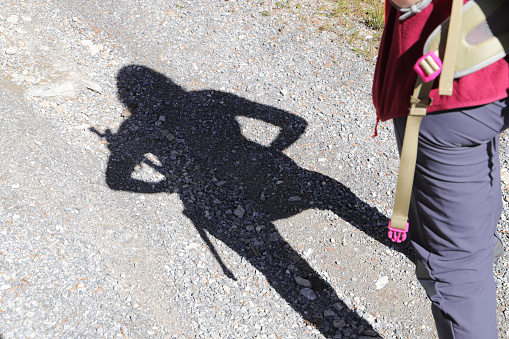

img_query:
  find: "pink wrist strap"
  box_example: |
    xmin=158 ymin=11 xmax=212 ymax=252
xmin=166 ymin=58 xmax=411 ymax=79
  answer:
xmin=388 ymin=221 xmax=409 ymax=243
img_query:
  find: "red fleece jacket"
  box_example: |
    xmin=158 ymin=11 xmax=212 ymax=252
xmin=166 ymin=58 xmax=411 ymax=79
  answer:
xmin=372 ymin=0 xmax=509 ymax=122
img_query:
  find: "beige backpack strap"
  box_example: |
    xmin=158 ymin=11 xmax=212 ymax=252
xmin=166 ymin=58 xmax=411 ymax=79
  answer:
xmin=388 ymin=78 xmax=434 ymax=242
xmin=438 ymin=0 xmax=463 ymax=95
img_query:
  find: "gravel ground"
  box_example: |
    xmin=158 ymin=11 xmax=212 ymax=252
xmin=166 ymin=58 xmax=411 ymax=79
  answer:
xmin=0 ymin=0 xmax=508 ymax=338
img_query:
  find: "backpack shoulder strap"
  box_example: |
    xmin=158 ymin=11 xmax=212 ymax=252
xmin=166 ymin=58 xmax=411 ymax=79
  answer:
xmin=438 ymin=0 xmax=464 ymax=95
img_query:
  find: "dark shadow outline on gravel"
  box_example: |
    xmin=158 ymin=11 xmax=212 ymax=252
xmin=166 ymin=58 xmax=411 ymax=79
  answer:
xmin=95 ymin=65 xmax=413 ymax=338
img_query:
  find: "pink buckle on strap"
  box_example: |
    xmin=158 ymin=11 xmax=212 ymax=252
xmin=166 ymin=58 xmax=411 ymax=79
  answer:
xmin=388 ymin=221 xmax=409 ymax=243
xmin=414 ymin=51 xmax=442 ymax=83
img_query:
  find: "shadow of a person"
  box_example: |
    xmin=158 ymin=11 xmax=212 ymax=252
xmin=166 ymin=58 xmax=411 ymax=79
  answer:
xmin=96 ymin=65 xmax=393 ymax=337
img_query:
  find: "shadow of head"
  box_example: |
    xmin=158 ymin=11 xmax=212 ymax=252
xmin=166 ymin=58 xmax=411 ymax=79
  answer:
xmin=116 ymin=64 xmax=186 ymax=112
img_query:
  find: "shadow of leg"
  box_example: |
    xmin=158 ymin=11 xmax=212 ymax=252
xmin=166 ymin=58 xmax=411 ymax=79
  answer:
xmin=184 ymin=209 xmax=380 ymax=338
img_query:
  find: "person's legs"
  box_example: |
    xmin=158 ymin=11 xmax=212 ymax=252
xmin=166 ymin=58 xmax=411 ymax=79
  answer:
xmin=393 ymin=99 xmax=508 ymax=338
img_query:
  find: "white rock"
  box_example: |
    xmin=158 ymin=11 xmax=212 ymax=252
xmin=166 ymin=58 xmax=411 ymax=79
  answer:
xmin=300 ymin=288 xmax=317 ymax=300
xmin=80 ymin=40 xmax=102 ymax=55
xmin=187 ymin=242 xmax=199 ymax=250
xmin=324 ymin=310 xmax=336 ymax=317
xmin=5 ymin=47 xmax=18 ymax=55
xmin=295 ymin=276 xmax=312 ymax=288
xmin=364 ymin=313 xmax=376 ymax=324
xmin=26 ymin=82 xmax=81 ymax=99
xmin=333 ymin=319 xmax=346 ymax=328
xmin=80 ymin=40 xmax=94 ymax=47
xmin=234 ymin=205 xmax=245 ymax=218
xmin=375 ymin=276 xmax=389 ymax=289
xmin=6 ymin=15 xmax=19 ymax=24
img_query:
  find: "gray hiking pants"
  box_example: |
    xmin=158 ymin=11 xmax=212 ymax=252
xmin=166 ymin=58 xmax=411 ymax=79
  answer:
xmin=393 ymin=99 xmax=507 ymax=339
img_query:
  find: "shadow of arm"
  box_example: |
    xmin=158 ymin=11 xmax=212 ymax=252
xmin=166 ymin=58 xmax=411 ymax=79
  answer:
xmin=254 ymin=106 xmax=306 ymax=151
xmin=230 ymin=97 xmax=308 ymax=151
xmin=105 ymin=156 xmax=166 ymax=194
xmin=91 ymin=127 xmax=167 ymax=194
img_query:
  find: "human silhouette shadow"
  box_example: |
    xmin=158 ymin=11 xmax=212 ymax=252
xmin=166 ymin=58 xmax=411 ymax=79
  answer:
xmin=96 ymin=65 xmax=399 ymax=337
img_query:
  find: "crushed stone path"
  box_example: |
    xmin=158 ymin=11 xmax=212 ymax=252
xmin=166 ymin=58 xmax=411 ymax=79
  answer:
xmin=1 ymin=1 xmax=508 ymax=338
